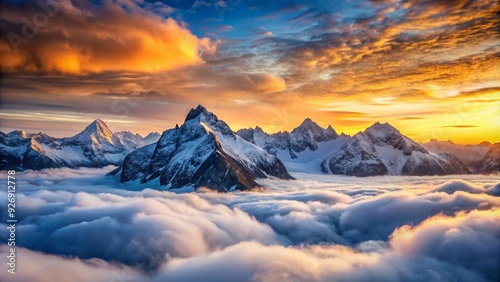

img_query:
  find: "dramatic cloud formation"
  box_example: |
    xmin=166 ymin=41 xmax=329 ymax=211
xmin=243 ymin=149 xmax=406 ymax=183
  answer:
xmin=1 ymin=0 xmax=498 ymax=143
xmin=0 ymin=169 xmax=498 ymax=281
xmin=1 ymin=0 xmax=216 ymax=73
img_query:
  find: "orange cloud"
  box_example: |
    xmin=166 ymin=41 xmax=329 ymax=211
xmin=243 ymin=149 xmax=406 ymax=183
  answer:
xmin=245 ymin=73 xmax=287 ymax=93
xmin=0 ymin=0 xmax=217 ymax=74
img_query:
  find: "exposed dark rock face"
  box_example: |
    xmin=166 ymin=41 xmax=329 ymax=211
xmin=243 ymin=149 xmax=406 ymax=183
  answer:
xmin=322 ymin=134 xmax=388 ymax=177
xmin=401 ymin=152 xmax=471 ymax=176
xmin=113 ymin=105 xmax=293 ymax=192
xmin=325 ymin=123 xmax=470 ymax=176
xmin=364 ymin=122 xmax=428 ymax=156
xmin=475 ymin=143 xmax=500 ymax=174
xmin=422 ymin=139 xmax=492 ymax=171
xmin=0 ymin=120 xmax=159 ymax=170
xmin=2 ymin=109 xmax=477 ymax=178
xmin=237 ymin=118 xmax=338 ymax=159
xmin=289 ymin=118 xmax=338 ymax=152
xmin=241 ymin=121 xmax=471 ymax=176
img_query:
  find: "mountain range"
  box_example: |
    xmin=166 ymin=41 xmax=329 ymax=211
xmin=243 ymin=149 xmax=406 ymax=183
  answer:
xmin=237 ymin=119 xmax=472 ymax=176
xmin=109 ymin=105 xmax=292 ymax=191
xmin=1 ymin=105 xmax=498 ymax=191
xmin=421 ymin=139 xmax=498 ymax=173
xmin=0 ymin=120 xmax=160 ymax=170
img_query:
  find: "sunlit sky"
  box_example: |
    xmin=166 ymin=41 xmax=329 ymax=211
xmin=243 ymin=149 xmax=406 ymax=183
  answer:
xmin=1 ymin=0 xmax=499 ymax=144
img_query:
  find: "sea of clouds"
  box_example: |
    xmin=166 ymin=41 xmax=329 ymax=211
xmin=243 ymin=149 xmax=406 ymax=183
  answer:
xmin=1 ymin=168 xmax=499 ymax=282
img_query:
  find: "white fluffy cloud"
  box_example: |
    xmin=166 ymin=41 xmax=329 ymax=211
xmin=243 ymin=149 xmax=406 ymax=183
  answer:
xmin=0 ymin=169 xmax=498 ymax=282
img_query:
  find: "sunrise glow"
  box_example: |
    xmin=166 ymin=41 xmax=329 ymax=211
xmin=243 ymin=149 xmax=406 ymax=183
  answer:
xmin=1 ymin=0 xmax=499 ymax=144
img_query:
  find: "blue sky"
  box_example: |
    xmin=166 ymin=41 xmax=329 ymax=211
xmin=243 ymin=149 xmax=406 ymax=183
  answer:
xmin=0 ymin=0 xmax=499 ymax=143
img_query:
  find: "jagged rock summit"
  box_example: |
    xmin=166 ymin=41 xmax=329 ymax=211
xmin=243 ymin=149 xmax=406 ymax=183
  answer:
xmin=322 ymin=122 xmax=471 ymax=176
xmin=238 ymin=120 xmax=471 ymax=176
xmin=0 ymin=120 xmax=160 ymax=170
xmin=2 ymin=110 xmax=482 ymax=178
xmin=111 ymin=105 xmax=293 ymax=191
xmin=475 ymin=143 xmax=500 ymax=173
xmin=237 ymin=118 xmax=339 ymax=159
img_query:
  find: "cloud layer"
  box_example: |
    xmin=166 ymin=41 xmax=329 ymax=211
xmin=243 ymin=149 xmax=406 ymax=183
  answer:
xmin=0 ymin=168 xmax=498 ymax=281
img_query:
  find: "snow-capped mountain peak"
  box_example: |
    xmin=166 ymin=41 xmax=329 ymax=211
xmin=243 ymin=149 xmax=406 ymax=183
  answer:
xmin=291 ymin=118 xmax=330 ymax=137
xmin=363 ymin=122 xmax=427 ymax=155
xmin=185 ymin=104 xmax=210 ymax=122
xmin=476 ymin=143 xmax=500 ymax=173
xmin=1 ymin=120 xmax=160 ymax=170
xmin=87 ymin=119 xmax=111 ymax=133
xmin=364 ymin=122 xmax=399 ymax=138
xmin=73 ymin=119 xmax=115 ymax=144
xmin=183 ymin=105 xmax=234 ymax=138
xmin=7 ymin=130 xmax=31 ymax=138
xmin=254 ymin=126 xmax=265 ymax=133
xmin=323 ymin=122 xmax=471 ymax=176
xmin=237 ymin=118 xmax=340 ymax=160
xmin=239 ymin=120 xmax=471 ymax=176
xmin=290 ymin=118 xmax=338 ymax=142
xmin=292 ymin=118 xmax=318 ymax=130
xmin=422 ymin=139 xmax=495 ymax=172
xmin=2 ymin=111 xmax=486 ymax=177
xmin=326 ymin=125 xmax=336 ymax=135
xmin=113 ymin=105 xmax=293 ymax=191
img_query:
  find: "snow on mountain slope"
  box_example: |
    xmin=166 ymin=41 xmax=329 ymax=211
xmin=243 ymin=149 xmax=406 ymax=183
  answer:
xmin=475 ymin=143 xmax=500 ymax=173
xmin=401 ymin=151 xmax=471 ymax=176
xmin=114 ymin=131 xmax=161 ymax=150
xmin=116 ymin=143 xmax=157 ymax=182
xmin=422 ymin=139 xmax=492 ymax=171
xmin=372 ymin=144 xmax=410 ymax=175
xmin=237 ymin=118 xmax=339 ymax=160
xmin=324 ymin=123 xmax=470 ymax=176
xmin=278 ymin=137 xmax=351 ymax=173
xmin=364 ymin=122 xmax=428 ymax=155
xmin=322 ymin=132 xmax=388 ymax=177
xmin=289 ymin=118 xmax=338 ymax=153
xmin=111 ymin=105 xmax=293 ymax=192
xmin=240 ymin=121 xmax=471 ymax=176
xmin=0 ymin=120 xmax=159 ymax=170
xmin=237 ymin=127 xmax=290 ymax=156
xmin=70 ymin=119 xmax=115 ymax=145
xmin=1 ymin=112 xmax=477 ymax=177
